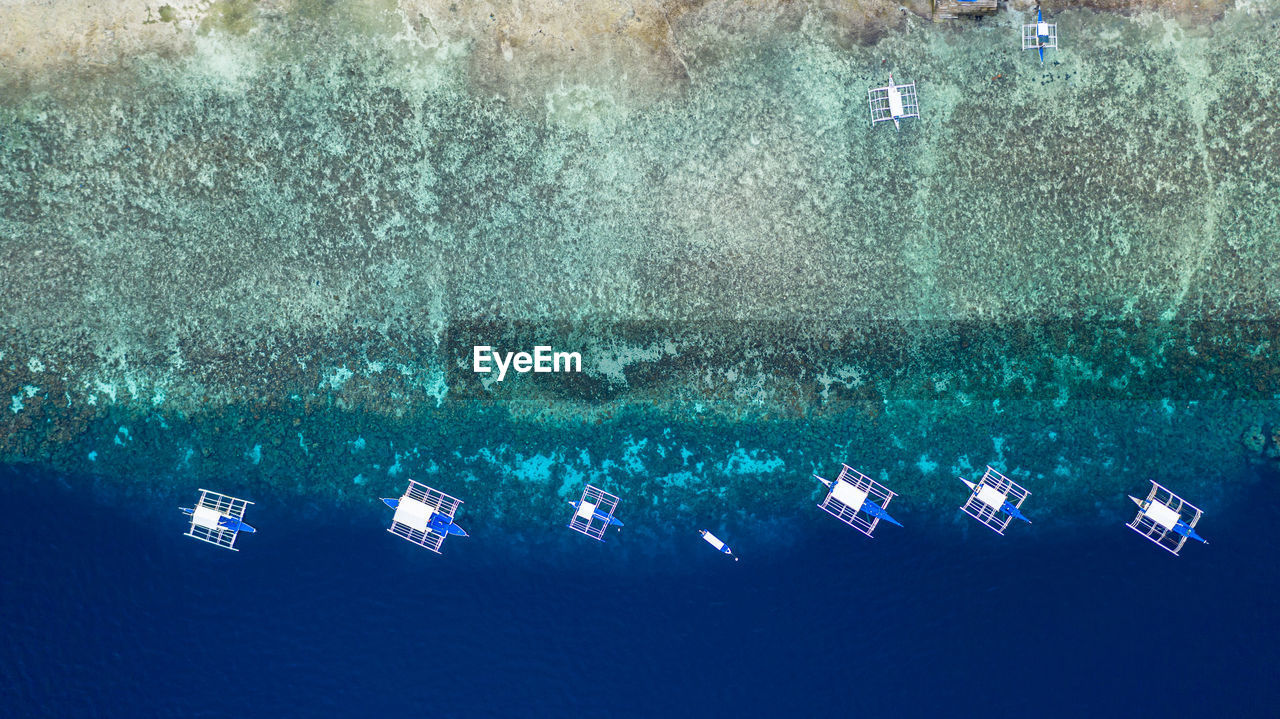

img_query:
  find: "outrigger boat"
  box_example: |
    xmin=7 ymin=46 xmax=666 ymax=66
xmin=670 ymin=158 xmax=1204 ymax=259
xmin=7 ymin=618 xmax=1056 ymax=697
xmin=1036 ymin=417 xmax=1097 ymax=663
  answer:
xmin=1129 ymin=495 xmax=1206 ymax=545
xmin=814 ymin=465 xmax=903 ymax=538
xmin=568 ymin=499 xmax=625 ymax=529
xmin=181 ymin=489 xmax=256 ymax=551
xmin=1128 ymin=484 xmax=1207 ymax=554
xmin=958 ymin=466 xmax=1032 ymax=535
xmin=567 ymin=484 xmax=623 ymax=542
xmin=868 ymin=74 xmax=920 ymax=130
xmin=180 ymin=506 xmax=256 ymax=534
xmin=817 ymin=475 xmax=903 ymax=528
xmin=1022 ymin=7 xmax=1058 ymax=64
xmin=960 ymin=477 xmax=1031 ymax=525
xmin=383 ymin=480 xmax=468 ymax=553
xmin=381 ymin=496 xmax=469 ymax=537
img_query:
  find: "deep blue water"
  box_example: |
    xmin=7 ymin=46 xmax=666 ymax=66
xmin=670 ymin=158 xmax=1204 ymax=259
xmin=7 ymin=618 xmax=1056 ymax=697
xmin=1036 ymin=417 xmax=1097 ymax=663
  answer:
xmin=2 ymin=463 xmax=1277 ymax=718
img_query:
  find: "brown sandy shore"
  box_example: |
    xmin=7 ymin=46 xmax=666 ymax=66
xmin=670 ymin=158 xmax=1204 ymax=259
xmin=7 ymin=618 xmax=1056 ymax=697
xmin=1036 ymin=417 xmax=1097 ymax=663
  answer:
xmin=0 ymin=0 xmax=1240 ymax=92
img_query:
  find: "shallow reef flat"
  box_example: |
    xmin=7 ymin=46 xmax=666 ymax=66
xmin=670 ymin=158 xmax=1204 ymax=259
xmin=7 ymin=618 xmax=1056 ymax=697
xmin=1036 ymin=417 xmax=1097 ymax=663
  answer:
xmin=1 ymin=1 xmax=1278 ymax=541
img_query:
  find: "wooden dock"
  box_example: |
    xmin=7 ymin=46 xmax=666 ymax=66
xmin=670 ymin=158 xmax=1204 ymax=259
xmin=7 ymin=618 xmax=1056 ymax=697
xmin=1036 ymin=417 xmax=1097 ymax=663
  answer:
xmin=933 ymin=0 xmax=999 ymax=21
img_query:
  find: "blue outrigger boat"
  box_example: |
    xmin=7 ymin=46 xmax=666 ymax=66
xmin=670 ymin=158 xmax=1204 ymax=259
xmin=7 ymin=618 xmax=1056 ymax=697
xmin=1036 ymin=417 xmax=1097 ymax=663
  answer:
xmin=381 ymin=497 xmax=469 ymax=537
xmin=567 ymin=484 xmax=624 ymax=542
xmin=180 ymin=505 xmax=256 ymax=534
xmin=1129 ymin=495 xmax=1207 ymax=545
xmin=960 ymin=477 xmax=1031 ymax=525
xmin=1022 ymin=7 xmax=1057 ymax=64
xmin=568 ymin=500 xmax=624 ymax=529
xmin=180 ymin=489 xmax=256 ymax=551
xmin=957 ymin=467 xmax=1033 ymax=535
xmin=1018 ymin=6 xmax=1059 ymax=63
xmin=816 ymin=476 xmax=903 ymax=528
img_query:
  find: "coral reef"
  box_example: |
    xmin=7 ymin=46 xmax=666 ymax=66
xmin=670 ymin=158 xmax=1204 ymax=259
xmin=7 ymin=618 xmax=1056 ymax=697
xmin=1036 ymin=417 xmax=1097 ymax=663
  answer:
xmin=1 ymin=1 xmax=1276 ymax=533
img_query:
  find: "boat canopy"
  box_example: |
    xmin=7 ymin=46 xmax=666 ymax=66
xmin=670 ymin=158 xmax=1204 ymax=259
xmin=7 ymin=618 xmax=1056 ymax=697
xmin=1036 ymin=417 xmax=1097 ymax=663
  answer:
xmin=392 ymin=496 xmax=435 ymax=533
xmin=1142 ymin=500 xmax=1181 ymax=531
xmin=975 ymin=484 xmax=1008 ymax=511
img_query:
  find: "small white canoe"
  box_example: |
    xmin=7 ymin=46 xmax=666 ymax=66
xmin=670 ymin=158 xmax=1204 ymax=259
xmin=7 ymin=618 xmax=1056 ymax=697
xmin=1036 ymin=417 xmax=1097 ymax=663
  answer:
xmin=699 ymin=530 xmax=738 ymax=561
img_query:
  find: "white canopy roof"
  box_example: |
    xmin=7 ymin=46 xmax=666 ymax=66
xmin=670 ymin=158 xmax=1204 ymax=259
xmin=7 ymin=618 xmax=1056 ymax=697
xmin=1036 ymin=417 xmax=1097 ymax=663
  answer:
xmin=192 ymin=505 xmax=223 ymax=530
xmin=1144 ymin=500 xmax=1181 ymax=530
xmin=832 ymin=481 xmax=870 ymax=511
xmin=976 ymin=485 xmax=1008 ymax=510
xmin=394 ymin=497 xmax=434 ymax=532
xmin=701 ymin=531 xmax=726 ymax=551
xmin=576 ymin=501 xmax=598 ymax=520
xmin=888 ymin=86 xmax=905 ymax=118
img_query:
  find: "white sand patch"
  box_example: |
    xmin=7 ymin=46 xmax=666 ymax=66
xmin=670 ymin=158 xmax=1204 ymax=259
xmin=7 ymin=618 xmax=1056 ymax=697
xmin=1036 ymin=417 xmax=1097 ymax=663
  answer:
xmin=557 ymin=464 xmax=586 ymax=498
xmin=620 ymin=436 xmax=648 ymax=475
xmin=319 ymin=366 xmax=354 ymax=391
xmin=719 ymin=447 xmax=783 ymax=475
xmin=93 ymin=381 xmax=118 ymax=403
xmin=916 ymin=454 xmax=939 ymax=475
xmin=188 ymin=31 xmax=259 ymax=93
xmin=513 ymin=453 xmax=557 ymax=483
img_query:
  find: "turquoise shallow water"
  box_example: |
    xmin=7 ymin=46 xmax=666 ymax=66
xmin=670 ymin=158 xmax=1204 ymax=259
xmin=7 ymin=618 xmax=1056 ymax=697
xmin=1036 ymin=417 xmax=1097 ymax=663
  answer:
xmin=1 ymin=3 xmax=1278 ymax=538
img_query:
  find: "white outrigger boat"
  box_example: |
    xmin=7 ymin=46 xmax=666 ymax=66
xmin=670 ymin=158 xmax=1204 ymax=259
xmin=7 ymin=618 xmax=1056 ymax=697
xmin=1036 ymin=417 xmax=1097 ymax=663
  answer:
xmin=1127 ymin=480 xmax=1207 ymax=556
xmin=958 ymin=466 xmax=1031 ymax=535
xmin=868 ymin=73 xmax=920 ymax=130
xmin=567 ymin=483 xmax=623 ymax=542
xmin=180 ymin=489 xmax=255 ymax=551
xmin=1021 ymin=6 xmax=1058 ymax=64
xmin=815 ymin=464 xmax=902 ymax=538
xmin=382 ymin=479 xmax=468 ymax=554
